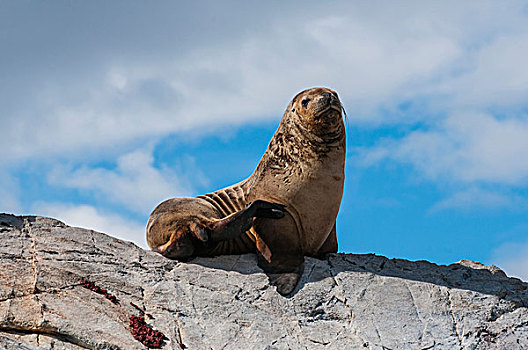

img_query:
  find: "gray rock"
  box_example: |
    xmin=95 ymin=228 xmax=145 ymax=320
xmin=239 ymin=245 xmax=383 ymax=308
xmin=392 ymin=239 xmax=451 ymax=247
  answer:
xmin=1 ymin=213 xmax=527 ymax=349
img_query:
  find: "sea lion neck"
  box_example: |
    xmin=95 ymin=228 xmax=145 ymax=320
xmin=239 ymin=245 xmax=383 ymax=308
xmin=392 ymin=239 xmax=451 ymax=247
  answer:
xmin=281 ymin=108 xmax=345 ymax=146
xmin=248 ymin=108 xmax=345 ymax=184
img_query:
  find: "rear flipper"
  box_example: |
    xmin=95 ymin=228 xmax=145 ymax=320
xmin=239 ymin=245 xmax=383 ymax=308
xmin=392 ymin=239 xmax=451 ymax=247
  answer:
xmin=258 ymin=254 xmax=304 ymax=296
xmin=253 ymin=213 xmax=304 ymax=296
xmin=209 ymin=200 xmax=285 ymax=242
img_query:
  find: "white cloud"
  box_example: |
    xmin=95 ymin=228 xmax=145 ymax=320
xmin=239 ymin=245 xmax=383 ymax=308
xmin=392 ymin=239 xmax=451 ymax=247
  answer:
xmin=437 ymin=32 xmax=528 ymax=110
xmin=47 ymin=147 xmax=196 ymax=215
xmin=3 ymin=1 xmax=528 ymax=162
xmin=33 ymin=203 xmax=147 ymax=248
xmin=429 ymin=187 xmax=528 ymax=213
xmin=359 ymin=112 xmax=528 ymax=186
xmin=491 ymin=240 xmax=528 ymax=282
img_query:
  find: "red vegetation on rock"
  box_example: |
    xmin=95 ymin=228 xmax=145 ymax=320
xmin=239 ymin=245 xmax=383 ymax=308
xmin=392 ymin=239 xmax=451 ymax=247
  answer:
xmin=81 ymin=279 xmax=120 ymax=305
xmin=81 ymin=279 xmax=167 ymax=347
xmin=129 ymin=315 xmax=166 ymax=348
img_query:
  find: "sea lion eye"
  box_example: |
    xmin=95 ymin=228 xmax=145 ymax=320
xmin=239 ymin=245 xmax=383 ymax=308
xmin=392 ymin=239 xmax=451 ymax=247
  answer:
xmin=301 ymin=98 xmax=310 ymax=108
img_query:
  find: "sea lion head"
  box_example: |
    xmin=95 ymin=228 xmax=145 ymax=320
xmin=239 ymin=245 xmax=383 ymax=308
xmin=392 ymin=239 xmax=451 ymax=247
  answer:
xmin=287 ymin=87 xmax=344 ymax=136
xmin=146 ymin=197 xmax=213 ymax=260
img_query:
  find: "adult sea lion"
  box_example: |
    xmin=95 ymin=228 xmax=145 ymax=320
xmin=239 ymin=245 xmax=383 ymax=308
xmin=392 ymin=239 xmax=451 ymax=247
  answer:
xmin=147 ymin=87 xmax=346 ymax=295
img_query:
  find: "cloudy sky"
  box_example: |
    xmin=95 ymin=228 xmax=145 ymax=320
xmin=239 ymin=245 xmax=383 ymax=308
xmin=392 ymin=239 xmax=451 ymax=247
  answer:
xmin=2 ymin=1 xmax=528 ymax=281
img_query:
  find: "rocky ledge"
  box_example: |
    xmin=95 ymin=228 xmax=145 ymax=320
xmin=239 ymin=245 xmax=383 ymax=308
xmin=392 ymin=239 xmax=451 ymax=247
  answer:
xmin=0 ymin=213 xmax=527 ymax=349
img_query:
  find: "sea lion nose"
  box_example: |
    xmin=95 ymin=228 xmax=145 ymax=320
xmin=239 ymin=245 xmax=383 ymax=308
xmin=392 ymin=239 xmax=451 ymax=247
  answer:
xmin=320 ymin=92 xmax=332 ymax=105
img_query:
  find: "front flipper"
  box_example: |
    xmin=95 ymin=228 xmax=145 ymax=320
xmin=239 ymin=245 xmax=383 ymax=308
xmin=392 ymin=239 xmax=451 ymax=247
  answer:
xmin=209 ymin=200 xmax=285 ymax=242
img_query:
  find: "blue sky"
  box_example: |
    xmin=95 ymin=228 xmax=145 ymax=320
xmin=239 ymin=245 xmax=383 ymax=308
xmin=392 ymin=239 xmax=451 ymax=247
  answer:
xmin=2 ymin=1 xmax=528 ymax=281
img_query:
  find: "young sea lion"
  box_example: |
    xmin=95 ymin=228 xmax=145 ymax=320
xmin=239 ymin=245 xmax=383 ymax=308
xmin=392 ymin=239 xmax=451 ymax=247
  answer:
xmin=147 ymin=87 xmax=346 ymax=295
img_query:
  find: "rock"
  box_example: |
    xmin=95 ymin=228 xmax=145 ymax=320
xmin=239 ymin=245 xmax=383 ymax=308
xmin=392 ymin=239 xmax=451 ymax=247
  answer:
xmin=1 ymin=213 xmax=527 ymax=349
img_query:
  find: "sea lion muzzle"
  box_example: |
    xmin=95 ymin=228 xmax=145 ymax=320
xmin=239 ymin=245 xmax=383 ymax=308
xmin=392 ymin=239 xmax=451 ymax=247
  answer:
xmin=313 ymin=92 xmax=342 ymax=120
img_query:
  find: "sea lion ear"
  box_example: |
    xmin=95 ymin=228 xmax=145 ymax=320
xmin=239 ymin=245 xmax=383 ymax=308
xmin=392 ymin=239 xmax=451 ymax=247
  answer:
xmin=189 ymin=222 xmax=208 ymax=242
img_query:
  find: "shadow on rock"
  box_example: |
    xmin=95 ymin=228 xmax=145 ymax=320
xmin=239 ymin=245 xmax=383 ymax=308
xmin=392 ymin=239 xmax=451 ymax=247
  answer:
xmin=189 ymin=252 xmax=528 ymax=304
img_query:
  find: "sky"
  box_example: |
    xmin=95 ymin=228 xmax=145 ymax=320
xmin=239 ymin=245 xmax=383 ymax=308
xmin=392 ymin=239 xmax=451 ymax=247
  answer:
xmin=2 ymin=1 xmax=528 ymax=281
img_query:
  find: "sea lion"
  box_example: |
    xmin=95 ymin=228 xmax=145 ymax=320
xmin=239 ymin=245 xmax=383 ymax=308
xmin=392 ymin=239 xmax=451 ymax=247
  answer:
xmin=147 ymin=87 xmax=346 ymax=295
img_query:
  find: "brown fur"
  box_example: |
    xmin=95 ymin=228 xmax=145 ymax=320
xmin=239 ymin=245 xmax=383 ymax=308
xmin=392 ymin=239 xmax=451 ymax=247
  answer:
xmin=147 ymin=87 xmax=346 ymax=294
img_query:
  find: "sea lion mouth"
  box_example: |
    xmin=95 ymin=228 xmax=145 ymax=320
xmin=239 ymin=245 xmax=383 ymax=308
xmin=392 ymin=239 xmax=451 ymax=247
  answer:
xmin=313 ymin=104 xmax=342 ymax=121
